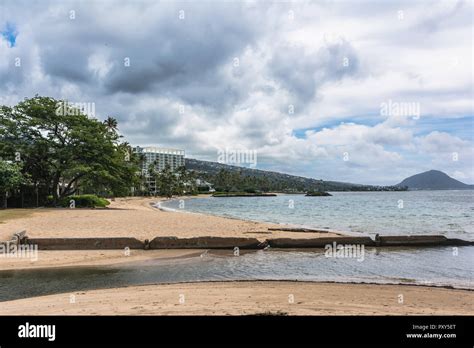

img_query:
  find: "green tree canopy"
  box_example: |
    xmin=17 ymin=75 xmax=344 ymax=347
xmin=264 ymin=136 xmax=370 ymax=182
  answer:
xmin=155 ymin=164 xmax=176 ymax=198
xmin=0 ymin=161 xmax=24 ymax=208
xmin=0 ymin=96 xmax=139 ymax=202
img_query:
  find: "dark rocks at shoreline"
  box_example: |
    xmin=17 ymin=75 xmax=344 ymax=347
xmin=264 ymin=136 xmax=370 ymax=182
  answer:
xmin=212 ymin=193 xmax=277 ymax=197
xmin=305 ymin=191 xmax=332 ymax=196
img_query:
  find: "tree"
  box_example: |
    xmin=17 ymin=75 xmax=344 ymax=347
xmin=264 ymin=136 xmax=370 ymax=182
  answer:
xmin=0 ymin=96 xmax=139 ymax=203
xmin=0 ymin=161 xmax=24 ymax=208
xmin=147 ymin=160 xmax=159 ymax=196
xmin=156 ymin=164 xmax=176 ymax=198
xmin=104 ymin=116 xmax=118 ymax=133
xmin=175 ymin=165 xmax=197 ymax=195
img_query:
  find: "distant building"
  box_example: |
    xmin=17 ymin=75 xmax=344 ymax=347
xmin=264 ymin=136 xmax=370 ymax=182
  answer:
xmin=134 ymin=146 xmax=185 ymax=194
xmin=134 ymin=146 xmax=185 ymax=174
xmin=195 ymin=178 xmax=215 ymax=192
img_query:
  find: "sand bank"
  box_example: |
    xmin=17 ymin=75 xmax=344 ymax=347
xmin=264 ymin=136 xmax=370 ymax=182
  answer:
xmin=0 ymin=281 xmax=472 ymax=315
xmin=0 ymin=249 xmax=204 ymax=271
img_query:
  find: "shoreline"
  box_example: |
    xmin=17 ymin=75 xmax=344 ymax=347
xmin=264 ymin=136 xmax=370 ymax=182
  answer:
xmin=1 ymin=280 xmax=472 ymax=315
xmin=0 ymin=196 xmax=472 ymax=266
xmin=1 ymin=197 xmax=337 ymax=241
xmin=155 ymin=195 xmax=349 ymax=236
xmin=155 ymin=195 xmax=474 ymax=241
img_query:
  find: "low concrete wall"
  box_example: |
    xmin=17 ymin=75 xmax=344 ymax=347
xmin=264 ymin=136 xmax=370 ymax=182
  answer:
xmin=0 ymin=230 xmax=27 ymax=249
xmin=12 ymin=230 xmax=27 ymax=243
xmin=443 ymin=238 xmax=474 ymax=246
xmin=25 ymin=238 xmax=144 ymax=250
xmin=268 ymin=235 xmax=473 ymax=248
xmin=149 ymin=236 xmax=263 ymax=249
xmin=268 ymin=237 xmax=375 ymax=248
xmin=378 ymin=235 xmax=473 ymax=246
xmin=17 ymin=234 xmax=473 ymax=250
xmin=267 ymin=227 xmax=333 ymax=233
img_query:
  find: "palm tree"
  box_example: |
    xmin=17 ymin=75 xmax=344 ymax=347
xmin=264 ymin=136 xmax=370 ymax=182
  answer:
xmin=104 ymin=116 xmax=118 ymax=132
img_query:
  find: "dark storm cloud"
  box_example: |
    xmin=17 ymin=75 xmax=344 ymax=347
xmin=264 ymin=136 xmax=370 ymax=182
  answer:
xmin=16 ymin=1 xmax=262 ymax=111
xmin=269 ymin=39 xmax=360 ymax=104
xmin=99 ymin=2 xmax=262 ymax=108
xmin=97 ymin=18 xmax=258 ymax=114
xmin=41 ymin=44 xmax=92 ymax=83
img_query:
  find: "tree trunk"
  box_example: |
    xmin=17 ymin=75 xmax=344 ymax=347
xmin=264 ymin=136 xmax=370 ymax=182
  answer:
xmin=52 ymin=173 xmax=61 ymax=204
xmin=2 ymin=192 xmax=7 ymax=209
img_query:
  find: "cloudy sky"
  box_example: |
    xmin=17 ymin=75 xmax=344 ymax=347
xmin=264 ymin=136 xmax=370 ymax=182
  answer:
xmin=1 ymin=0 xmax=472 ymax=185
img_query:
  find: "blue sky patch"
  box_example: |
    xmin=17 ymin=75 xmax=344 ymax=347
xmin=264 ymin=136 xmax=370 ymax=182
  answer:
xmin=413 ymin=116 xmax=474 ymax=140
xmin=1 ymin=22 xmax=18 ymax=47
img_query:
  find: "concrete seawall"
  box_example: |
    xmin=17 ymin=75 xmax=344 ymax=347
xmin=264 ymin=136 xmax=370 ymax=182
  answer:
xmin=268 ymin=235 xmax=474 ymax=248
xmin=149 ymin=236 xmax=263 ymax=249
xmin=376 ymin=235 xmax=473 ymax=247
xmin=268 ymin=237 xmax=375 ymax=248
xmin=15 ymin=234 xmax=474 ymax=250
xmin=0 ymin=230 xmax=27 ymax=249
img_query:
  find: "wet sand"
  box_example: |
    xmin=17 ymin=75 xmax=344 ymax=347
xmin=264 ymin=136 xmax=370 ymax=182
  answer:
xmin=0 ymin=249 xmax=204 ymax=271
xmin=0 ymin=281 xmax=472 ymax=315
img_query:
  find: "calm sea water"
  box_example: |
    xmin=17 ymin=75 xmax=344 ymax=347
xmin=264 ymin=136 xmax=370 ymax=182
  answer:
xmin=161 ymin=191 xmax=474 ymax=240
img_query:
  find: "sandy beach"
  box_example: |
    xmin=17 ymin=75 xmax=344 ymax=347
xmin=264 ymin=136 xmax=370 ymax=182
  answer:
xmin=0 ymin=196 xmax=342 ymax=270
xmin=0 ymin=197 xmax=340 ymax=242
xmin=1 ymin=281 xmax=472 ymax=315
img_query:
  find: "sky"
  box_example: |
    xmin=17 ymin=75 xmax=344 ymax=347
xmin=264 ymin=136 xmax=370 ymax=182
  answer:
xmin=0 ymin=0 xmax=473 ymax=185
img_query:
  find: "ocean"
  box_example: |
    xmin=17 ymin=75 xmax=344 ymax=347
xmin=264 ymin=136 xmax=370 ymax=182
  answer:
xmin=161 ymin=191 xmax=474 ymax=240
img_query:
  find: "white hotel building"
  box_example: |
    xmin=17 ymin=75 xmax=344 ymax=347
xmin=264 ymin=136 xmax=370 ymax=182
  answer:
xmin=134 ymin=146 xmax=185 ymax=174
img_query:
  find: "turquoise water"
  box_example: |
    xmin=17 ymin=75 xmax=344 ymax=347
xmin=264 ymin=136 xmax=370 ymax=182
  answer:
xmin=161 ymin=191 xmax=474 ymax=240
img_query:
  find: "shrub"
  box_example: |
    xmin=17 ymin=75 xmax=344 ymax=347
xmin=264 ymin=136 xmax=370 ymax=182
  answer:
xmin=44 ymin=195 xmax=55 ymax=207
xmin=45 ymin=194 xmax=110 ymax=208
xmin=197 ymin=186 xmax=210 ymax=192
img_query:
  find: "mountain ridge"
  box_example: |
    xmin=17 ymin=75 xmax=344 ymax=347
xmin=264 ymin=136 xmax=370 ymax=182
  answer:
xmin=396 ymin=170 xmax=473 ymax=190
xmin=185 ymin=158 xmax=404 ymax=191
xmin=186 ymin=160 xmax=472 ymax=191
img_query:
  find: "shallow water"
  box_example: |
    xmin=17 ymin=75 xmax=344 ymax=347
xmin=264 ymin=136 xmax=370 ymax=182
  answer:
xmin=161 ymin=191 xmax=474 ymax=240
xmin=1 ymin=247 xmax=472 ymax=302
